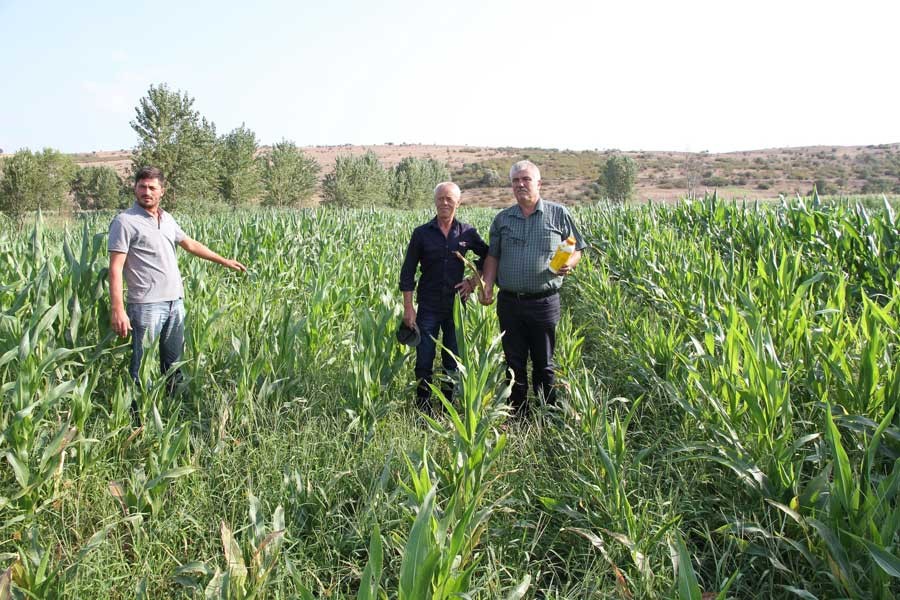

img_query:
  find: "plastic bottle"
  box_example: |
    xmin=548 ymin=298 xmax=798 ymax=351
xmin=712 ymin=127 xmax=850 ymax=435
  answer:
xmin=548 ymin=235 xmax=576 ymax=274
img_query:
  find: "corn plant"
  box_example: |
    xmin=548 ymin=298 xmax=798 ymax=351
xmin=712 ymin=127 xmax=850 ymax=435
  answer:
xmin=395 ymin=298 xmax=518 ymax=599
xmin=174 ymin=493 xmax=285 ymax=599
xmin=667 ymin=531 xmax=738 ymax=600
xmin=549 ymin=369 xmax=680 ymax=596
xmin=346 ymin=293 xmax=406 ymax=438
xmin=0 ymin=525 xmax=111 ymax=600
xmin=761 ymin=405 xmax=900 ymax=600
xmin=4 ymin=423 xmax=77 ymax=516
xmin=107 ymin=405 xmax=195 ymax=538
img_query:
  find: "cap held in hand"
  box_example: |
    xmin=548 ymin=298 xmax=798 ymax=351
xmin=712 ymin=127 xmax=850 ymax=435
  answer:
xmin=396 ymin=321 xmax=421 ymax=347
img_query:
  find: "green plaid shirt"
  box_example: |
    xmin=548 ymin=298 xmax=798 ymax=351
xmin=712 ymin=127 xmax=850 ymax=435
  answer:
xmin=488 ymin=199 xmax=587 ymax=294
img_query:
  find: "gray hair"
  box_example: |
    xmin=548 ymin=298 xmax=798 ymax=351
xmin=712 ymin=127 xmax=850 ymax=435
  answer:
xmin=509 ymin=160 xmax=541 ymax=181
xmin=433 ymin=181 xmax=461 ymax=198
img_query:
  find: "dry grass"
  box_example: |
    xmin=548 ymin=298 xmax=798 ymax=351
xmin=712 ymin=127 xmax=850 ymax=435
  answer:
xmin=62 ymin=142 xmax=900 ymax=207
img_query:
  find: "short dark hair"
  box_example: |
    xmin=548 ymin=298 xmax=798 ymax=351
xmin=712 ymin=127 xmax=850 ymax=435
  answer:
xmin=134 ymin=166 xmax=166 ymax=187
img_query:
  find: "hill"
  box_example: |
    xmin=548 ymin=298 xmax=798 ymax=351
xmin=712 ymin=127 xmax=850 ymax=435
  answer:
xmin=67 ymin=142 xmax=900 ymax=207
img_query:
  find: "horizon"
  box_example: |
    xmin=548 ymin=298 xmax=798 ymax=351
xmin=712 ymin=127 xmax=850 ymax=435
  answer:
xmin=12 ymin=140 xmax=900 ymax=161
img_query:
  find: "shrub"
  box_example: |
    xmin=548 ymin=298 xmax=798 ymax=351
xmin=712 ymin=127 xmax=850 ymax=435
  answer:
xmin=0 ymin=148 xmax=76 ymax=218
xmin=479 ymin=168 xmax=503 ymax=187
xmin=701 ymin=176 xmax=730 ymax=187
xmin=72 ymin=165 xmax=124 ymax=210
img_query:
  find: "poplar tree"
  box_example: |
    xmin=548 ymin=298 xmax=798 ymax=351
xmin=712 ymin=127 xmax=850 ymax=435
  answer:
xmin=322 ymin=152 xmax=391 ymax=207
xmin=389 ymin=157 xmax=450 ymax=209
xmin=130 ymin=83 xmax=219 ymax=208
xmin=260 ymin=140 xmax=320 ymax=207
xmin=219 ymin=124 xmax=262 ymax=206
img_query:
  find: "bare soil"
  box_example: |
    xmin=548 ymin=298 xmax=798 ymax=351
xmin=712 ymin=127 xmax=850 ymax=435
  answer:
xmin=63 ymin=142 xmax=900 ymax=207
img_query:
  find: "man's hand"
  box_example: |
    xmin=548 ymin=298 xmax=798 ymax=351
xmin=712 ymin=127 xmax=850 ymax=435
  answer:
xmin=478 ymin=284 xmax=494 ymax=306
xmin=403 ymin=305 xmax=417 ymax=329
xmin=111 ymin=307 xmax=132 ymax=338
xmin=557 ymin=262 xmax=575 ymax=276
xmin=455 ymin=277 xmax=475 ymax=301
xmin=223 ymin=259 xmax=247 ymax=272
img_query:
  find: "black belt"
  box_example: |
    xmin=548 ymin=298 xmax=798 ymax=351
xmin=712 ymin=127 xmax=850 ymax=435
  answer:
xmin=499 ymin=288 xmax=559 ymax=301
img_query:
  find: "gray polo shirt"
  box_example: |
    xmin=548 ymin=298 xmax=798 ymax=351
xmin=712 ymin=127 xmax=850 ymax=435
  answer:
xmin=488 ymin=198 xmax=587 ymax=294
xmin=108 ymin=203 xmax=186 ymax=304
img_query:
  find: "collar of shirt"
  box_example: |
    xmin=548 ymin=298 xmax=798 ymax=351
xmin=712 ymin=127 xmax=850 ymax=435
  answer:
xmin=131 ymin=201 xmax=167 ymax=222
xmin=426 ymin=217 xmax=459 ymax=232
xmin=511 ymin=198 xmax=544 ymax=219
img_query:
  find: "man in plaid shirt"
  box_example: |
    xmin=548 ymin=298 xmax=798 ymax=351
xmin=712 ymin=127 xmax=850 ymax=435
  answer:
xmin=481 ymin=161 xmax=586 ymax=415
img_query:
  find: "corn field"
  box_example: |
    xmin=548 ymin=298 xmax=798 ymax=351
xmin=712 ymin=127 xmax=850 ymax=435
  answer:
xmin=0 ymin=196 xmax=898 ymax=599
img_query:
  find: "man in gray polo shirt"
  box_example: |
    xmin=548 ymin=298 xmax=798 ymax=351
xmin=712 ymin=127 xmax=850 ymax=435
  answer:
xmin=480 ymin=160 xmax=586 ymax=415
xmin=108 ymin=166 xmax=247 ymax=392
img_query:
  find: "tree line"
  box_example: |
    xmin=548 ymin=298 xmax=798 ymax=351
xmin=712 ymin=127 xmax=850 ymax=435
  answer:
xmin=0 ymin=83 xmax=451 ymax=218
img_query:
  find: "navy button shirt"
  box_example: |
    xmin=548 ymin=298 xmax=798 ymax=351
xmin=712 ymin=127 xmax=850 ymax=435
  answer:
xmin=399 ymin=218 xmax=488 ymax=311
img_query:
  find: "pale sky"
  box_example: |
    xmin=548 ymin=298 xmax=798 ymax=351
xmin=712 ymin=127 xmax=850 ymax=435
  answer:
xmin=1 ymin=0 xmax=898 ymax=154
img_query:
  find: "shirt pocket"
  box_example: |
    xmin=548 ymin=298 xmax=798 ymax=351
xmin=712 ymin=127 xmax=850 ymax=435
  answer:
xmin=543 ymin=231 xmax=563 ymax=252
xmin=542 ymin=221 xmax=565 ymax=251
xmin=503 ymin=223 xmax=527 ymax=248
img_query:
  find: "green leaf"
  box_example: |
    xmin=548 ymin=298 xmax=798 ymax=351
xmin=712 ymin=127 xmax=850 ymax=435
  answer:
xmin=824 ymin=404 xmax=856 ymax=512
xmin=671 ymin=532 xmax=701 ymax=600
xmin=848 ymin=533 xmax=900 ymax=578
xmin=6 ymin=452 xmax=30 ymax=488
xmin=357 ymin=525 xmax=383 ymax=600
xmin=39 ymin=426 xmax=77 ymax=472
xmin=399 ymin=486 xmax=438 ymax=600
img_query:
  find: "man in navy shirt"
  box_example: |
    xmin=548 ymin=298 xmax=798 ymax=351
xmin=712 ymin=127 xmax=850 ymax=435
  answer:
xmin=399 ymin=182 xmax=488 ymax=412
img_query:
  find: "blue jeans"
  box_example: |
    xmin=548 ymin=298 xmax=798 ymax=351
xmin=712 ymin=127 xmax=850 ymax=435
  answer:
xmin=415 ymin=307 xmax=458 ymax=404
xmin=126 ymin=299 xmax=185 ymax=386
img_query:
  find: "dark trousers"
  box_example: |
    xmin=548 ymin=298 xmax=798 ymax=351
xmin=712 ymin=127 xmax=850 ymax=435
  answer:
xmin=497 ymin=292 xmax=560 ymax=414
xmin=415 ymin=306 xmax=458 ymax=407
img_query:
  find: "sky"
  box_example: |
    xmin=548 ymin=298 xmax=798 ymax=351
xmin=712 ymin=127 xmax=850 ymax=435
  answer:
xmin=1 ymin=0 xmax=898 ymax=155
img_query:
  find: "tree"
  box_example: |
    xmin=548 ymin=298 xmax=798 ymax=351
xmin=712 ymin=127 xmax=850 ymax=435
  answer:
xmin=0 ymin=148 xmax=76 ymax=219
xmin=389 ymin=157 xmax=450 ymax=209
xmin=72 ymin=165 xmax=125 ymax=210
xmin=601 ymin=155 xmax=637 ymax=203
xmin=321 ymin=152 xmax=391 ymax=207
xmin=219 ymin=124 xmax=262 ymax=205
xmin=130 ymin=83 xmax=219 ymax=209
xmin=682 ymin=152 xmax=704 ymax=198
xmin=259 ymin=140 xmax=320 ymax=207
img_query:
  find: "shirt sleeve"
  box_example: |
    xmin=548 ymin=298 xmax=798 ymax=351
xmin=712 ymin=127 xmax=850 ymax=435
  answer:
xmin=469 ymin=227 xmax=489 ymax=271
xmin=487 ymin=215 xmax=502 ymax=258
xmin=172 ymin=218 xmax=186 ymax=243
xmin=560 ymin=207 xmax=588 ymax=251
xmin=107 ymin=216 xmax=130 ymax=254
xmin=399 ymin=228 xmax=421 ymax=292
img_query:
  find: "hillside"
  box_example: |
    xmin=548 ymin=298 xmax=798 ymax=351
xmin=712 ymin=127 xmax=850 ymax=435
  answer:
xmin=69 ymin=142 xmax=900 ymax=207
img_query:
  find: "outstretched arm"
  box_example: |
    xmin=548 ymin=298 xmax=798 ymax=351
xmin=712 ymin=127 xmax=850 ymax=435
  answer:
xmin=178 ymin=237 xmax=247 ymax=272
